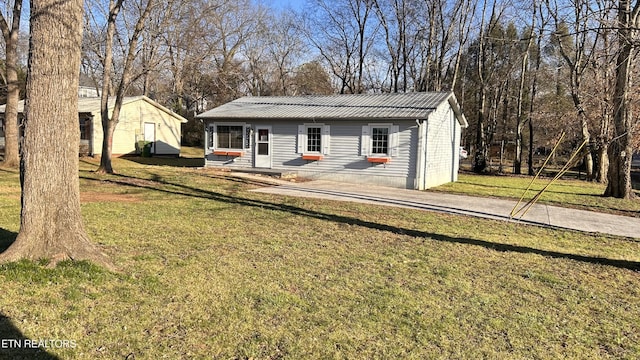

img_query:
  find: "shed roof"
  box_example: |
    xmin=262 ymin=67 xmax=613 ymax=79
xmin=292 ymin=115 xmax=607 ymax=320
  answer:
xmin=0 ymin=96 xmax=188 ymax=123
xmin=197 ymin=92 xmax=468 ymax=127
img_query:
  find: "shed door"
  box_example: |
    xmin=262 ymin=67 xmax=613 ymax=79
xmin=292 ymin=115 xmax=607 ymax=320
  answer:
xmin=144 ymin=122 xmax=156 ymax=154
xmin=254 ymin=126 xmax=271 ymax=168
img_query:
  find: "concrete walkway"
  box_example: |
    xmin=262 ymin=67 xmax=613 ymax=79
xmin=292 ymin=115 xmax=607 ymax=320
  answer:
xmin=250 ymin=179 xmax=640 ymax=239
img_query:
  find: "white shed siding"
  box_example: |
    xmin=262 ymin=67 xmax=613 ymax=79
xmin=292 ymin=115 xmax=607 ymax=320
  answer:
xmin=92 ymin=99 xmax=183 ymax=156
xmin=424 ymin=103 xmax=458 ymax=188
xmin=143 ymin=103 xmax=183 ymax=155
xmin=112 ymin=106 xmax=138 ymax=155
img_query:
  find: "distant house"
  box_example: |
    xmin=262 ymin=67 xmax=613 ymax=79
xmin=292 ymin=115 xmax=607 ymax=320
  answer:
xmin=78 ymin=86 xmax=101 ymax=98
xmin=197 ymin=92 xmax=468 ymax=189
xmin=0 ymin=96 xmax=187 ymax=156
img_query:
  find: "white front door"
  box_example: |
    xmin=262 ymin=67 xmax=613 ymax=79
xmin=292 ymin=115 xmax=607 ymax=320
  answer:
xmin=144 ymin=122 xmax=156 ymax=153
xmin=254 ymin=126 xmax=272 ymax=168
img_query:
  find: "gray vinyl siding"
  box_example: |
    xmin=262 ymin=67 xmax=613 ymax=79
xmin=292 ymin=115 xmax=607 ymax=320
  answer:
xmin=274 ymin=120 xmax=418 ymax=188
xmin=205 ymin=119 xmax=419 ymax=188
xmin=204 ymin=120 xmax=252 ymax=168
xmin=199 ymin=92 xmax=467 ymax=189
xmin=424 ymin=102 xmax=459 ymax=188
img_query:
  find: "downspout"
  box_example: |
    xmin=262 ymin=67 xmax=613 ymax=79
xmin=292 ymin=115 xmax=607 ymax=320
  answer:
xmin=416 ymin=119 xmax=428 ymax=190
xmin=423 ymin=119 xmax=429 ymax=190
xmin=452 ymin=113 xmax=457 ymax=183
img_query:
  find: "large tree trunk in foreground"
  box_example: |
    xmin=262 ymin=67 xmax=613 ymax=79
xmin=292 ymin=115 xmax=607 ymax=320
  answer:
xmin=605 ymin=0 xmax=637 ymax=199
xmin=0 ymin=0 xmax=23 ymax=168
xmin=605 ymin=38 xmax=635 ymax=199
xmin=0 ymin=0 xmax=114 ymax=270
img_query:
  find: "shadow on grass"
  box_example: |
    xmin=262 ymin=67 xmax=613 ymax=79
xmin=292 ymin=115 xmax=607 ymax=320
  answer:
xmin=0 ymin=313 xmax=61 ymax=359
xmin=0 ymin=228 xmax=17 ymax=253
xmin=79 ymin=156 xmax=205 ymax=169
xmin=80 ymin=172 xmax=640 ymax=272
xmin=120 ymin=156 xmax=204 ymax=168
xmin=0 ymin=167 xmax=19 ymax=174
xmin=204 ymin=172 xmax=292 ymax=188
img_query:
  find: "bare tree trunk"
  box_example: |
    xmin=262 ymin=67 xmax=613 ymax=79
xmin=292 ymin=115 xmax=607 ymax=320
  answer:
xmin=96 ymin=0 xmax=122 ymax=174
xmin=474 ymin=88 xmax=489 ymax=173
xmin=549 ymin=0 xmax=599 ymax=180
xmin=97 ymin=0 xmax=154 ymax=174
xmin=449 ymin=0 xmax=475 ymax=90
xmin=0 ymin=0 xmax=114 ymax=269
xmin=605 ymin=0 xmax=638 ymax=199
xmin=473 ymin=0 xmax=492 ymax=173
xmin=0 ymin=0 xmax=23 ymax=168
xmin=594 ymin=25 xmax=613 ymax=183
xmin=576 ymin=103 xmax=594 ymax=179
xmin=528 ymin=13 xmax=545 ymax=176
xmin=354 ymin=0 xmax=371 ymax=93
xmin=596 ymin=144 xmax=609 ymax=182
xmin=514 ymin=10 xmax=534 ymax=175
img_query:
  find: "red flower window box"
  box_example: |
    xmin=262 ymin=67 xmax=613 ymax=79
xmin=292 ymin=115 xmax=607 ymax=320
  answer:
xmin=213 ymin=150 xmax=244 ymax=157
xmin=302 ymin=154 xmax=324 ymax=161
xmin=367 ymin=157 xmax=391 ymax=164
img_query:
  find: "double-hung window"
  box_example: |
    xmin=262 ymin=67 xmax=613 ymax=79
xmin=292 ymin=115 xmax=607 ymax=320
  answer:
xmin=361 ymin=124 xmax=399 ymax=158
xmin=306 ymin=126 xmax=322 ymax=153
xmin=297 ymin=124 xmax=330 ymax=156
xmin=371 ymin=127 xmax=389 ymax=155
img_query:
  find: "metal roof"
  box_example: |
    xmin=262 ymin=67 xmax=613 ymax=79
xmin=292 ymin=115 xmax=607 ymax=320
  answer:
xmin=0 ymin=96 xmax=188 ymax=123
xmin=197 ymin=92 xmax=467 ymax=126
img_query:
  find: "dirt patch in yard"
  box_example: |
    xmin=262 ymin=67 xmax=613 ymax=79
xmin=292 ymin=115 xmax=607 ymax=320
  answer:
xmin=80 ymin=192 xmax=142 ymax=203
xmin=0 ymin=185 xmax=17 ymax=193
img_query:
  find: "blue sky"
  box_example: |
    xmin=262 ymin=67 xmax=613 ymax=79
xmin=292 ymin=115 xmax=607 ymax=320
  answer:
xmin=265 ymin=0 xmax=306 ymax=11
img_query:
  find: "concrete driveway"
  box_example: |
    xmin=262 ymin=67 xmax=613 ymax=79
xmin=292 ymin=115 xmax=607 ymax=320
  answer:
xmin=250 ymin=179 xmax=640 ymax=239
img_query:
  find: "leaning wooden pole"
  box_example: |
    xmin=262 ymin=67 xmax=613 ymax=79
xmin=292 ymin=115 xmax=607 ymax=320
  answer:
xmin=510 ymin=132 xmax=565 ymax=218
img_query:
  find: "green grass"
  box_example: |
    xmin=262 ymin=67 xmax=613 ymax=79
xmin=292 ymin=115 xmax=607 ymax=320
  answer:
xmin=0 ymin=158 xmax=639 ymax=359
xmin=433 ymin=173 xmax=640 ymax=217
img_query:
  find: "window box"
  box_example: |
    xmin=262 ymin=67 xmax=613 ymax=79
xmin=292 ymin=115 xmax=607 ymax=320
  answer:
xmin=302 ymin=154 xmax=324 ymax=161
xmin=367 ymin=157 xmax=391 ymax=164
xmin=213 ymin=150 xmax=244 ymax=157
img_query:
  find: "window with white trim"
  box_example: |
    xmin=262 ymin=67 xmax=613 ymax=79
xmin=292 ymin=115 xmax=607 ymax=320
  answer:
xmin=371 ymin=126 xmax=389 ymax=155
xmin=307 ymin=126 xmax=322 ymax=152
xmin=218 ymin=125 xmax=243 ymax=149
xmin=208 ymin=123 xmax=251 ymax=150
xmin=297 ymin=124 xmax=330 ymax=155
xmin=361 ymin=124 xmax=399 ymax=157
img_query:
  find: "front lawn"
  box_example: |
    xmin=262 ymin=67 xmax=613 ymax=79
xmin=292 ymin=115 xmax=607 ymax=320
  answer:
xmin=0 ymin=159 xmax=639 ymax=359
xmin=433 ymin=173 xmax=640 ymax=217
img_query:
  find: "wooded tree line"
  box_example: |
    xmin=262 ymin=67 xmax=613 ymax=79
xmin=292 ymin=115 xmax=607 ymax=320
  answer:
xmin=1 ymin=0 xmax=639 ymax=198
